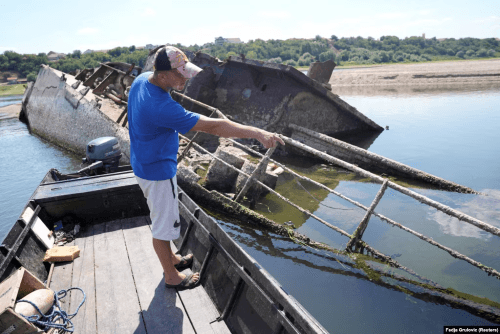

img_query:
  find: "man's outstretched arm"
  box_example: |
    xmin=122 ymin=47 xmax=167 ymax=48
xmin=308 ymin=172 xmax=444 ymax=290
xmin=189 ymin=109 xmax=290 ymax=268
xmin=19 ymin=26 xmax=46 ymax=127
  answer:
xmin=190 ymin=115 xmax=284 ymax=149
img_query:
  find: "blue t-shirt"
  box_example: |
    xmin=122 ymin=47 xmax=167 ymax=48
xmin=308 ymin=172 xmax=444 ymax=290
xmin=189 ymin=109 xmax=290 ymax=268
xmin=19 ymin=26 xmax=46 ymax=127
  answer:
xmin=128 ymin=72 xmax=200 ymax=180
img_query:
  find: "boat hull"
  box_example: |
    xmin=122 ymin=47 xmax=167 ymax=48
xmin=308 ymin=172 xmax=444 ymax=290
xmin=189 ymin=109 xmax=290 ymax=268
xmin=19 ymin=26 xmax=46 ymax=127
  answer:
xmin=0 ymin=170 xmax=328 ymax=334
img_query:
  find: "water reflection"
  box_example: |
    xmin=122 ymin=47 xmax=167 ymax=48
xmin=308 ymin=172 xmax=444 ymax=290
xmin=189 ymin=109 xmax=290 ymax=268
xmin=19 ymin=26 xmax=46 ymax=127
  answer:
xmin=244 ymin=84 xmax=500 ymax=331
xmin=426 ymin=189 xmax=500 ymax=240
xmin=330 ymin=129 xmax=382 ymax=150
xmin=0 ymin=97 xmax=82 ymax=240
xmin=217 ymin=217 xmax=500 ymax=331
xmin=0 ymin=95 xmax=23 ymax=108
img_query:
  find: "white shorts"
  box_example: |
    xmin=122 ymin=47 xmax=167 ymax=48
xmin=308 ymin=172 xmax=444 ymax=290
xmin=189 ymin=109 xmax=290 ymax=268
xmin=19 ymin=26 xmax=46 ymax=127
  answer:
xmin=135 ymin=175 xmax=180 ymax=241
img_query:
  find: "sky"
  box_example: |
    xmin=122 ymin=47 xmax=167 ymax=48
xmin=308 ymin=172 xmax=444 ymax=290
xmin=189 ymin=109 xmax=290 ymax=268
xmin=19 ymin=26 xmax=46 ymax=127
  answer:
xmin=1 ymin=0 xmax=499 ymax=55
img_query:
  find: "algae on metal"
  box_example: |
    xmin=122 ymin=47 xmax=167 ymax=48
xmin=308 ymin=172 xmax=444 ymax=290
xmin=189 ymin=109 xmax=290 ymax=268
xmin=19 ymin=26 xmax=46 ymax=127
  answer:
xmin=348 ymin=254 xmax=500 ymax=323
xmin=205 ymin=207 xmax=500 ymax=323
xmin=195 ymin=162 xmax=210 ymax=186
xmin=249 ymin=152 xmax=450 ymax=227
xmin=251 ymin=157 xmax=372 ymax=226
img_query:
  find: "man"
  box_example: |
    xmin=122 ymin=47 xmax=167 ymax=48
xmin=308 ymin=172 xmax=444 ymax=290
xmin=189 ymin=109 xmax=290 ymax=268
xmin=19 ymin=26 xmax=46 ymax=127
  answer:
xmin=128 ymin=46 xmax=284 ymax=290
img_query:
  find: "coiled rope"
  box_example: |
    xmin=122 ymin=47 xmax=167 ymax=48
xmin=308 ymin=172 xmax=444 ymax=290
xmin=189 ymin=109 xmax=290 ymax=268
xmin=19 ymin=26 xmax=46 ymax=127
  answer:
xmin=17 ymin=287 xmax=86 ymax=333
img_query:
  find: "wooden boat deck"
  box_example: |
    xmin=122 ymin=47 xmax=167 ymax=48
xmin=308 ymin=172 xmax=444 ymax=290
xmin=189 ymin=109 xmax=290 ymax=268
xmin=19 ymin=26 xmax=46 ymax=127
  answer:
xmin=49 ymin=215 xmax=231 ymax=334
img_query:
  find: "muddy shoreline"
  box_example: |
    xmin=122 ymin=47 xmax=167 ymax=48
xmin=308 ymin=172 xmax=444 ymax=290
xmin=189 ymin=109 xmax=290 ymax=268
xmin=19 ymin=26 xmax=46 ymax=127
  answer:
xmin=329 ymin=59 xmax=500 ymax=88
xmin=0 ymin=103 xmax=21 ymax=117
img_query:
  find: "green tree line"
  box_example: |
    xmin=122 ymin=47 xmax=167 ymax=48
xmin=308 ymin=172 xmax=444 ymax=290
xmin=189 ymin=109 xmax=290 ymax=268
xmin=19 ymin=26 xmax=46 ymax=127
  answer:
xmin=0 ymin=51 xmax=48 ymax=82
xmin=330 ymin=35 xmax=499 ymax=65
xmin=201 ymin=35 xmax=499 ymax=66
xmin=0 ymin=46 xmax=149 ymax=82
xmin=2 ymin=36 xmax=499 ymax=82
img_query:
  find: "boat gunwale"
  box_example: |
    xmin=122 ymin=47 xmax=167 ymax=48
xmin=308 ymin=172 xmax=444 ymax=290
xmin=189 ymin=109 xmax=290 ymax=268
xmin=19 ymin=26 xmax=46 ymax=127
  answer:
xmin=177 ymin=189 xmax=328 ymax=333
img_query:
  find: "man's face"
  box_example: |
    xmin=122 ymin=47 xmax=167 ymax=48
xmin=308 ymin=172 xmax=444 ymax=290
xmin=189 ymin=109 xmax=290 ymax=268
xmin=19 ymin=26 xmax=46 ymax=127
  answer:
xmin=165 ymin=69 xmax=188 ymax=91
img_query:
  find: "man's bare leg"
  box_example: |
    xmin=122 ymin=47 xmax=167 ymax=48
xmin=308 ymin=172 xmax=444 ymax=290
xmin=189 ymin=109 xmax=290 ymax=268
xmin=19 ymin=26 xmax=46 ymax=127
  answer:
xmin=152 ymin=238 xmax=199 ymax=285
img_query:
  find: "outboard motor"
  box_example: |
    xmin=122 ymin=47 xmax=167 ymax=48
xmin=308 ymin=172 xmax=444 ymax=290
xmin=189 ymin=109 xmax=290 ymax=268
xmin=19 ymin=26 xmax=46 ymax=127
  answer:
xmin=79 ymin=137 xmax=122 ymax=174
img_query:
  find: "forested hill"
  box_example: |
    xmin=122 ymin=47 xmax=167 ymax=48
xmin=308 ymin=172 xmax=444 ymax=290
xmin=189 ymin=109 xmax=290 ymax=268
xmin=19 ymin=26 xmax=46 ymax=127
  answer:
xmin=2 ymin=35 xmax=499 ymax=81
xmin=0 ymin=48 xmax=150 ymax=82
xmin=202 ymin=35 xmax=500 ymax=66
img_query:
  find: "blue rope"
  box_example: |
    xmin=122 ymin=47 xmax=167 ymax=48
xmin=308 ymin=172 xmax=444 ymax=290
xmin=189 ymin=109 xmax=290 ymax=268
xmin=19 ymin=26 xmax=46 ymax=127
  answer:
xmin=16 ymin=287 xmax=86 ymax=333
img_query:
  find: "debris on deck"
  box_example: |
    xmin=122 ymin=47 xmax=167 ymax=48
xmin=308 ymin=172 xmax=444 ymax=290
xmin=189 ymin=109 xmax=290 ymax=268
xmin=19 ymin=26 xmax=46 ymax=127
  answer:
xmin=43 ymin=246 xmax=80 ymax=262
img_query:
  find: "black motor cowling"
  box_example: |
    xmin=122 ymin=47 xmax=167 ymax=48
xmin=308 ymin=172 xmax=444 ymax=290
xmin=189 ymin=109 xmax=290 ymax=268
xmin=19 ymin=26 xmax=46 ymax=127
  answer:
xmin=80 ymin=137 xmax=122 ymax=174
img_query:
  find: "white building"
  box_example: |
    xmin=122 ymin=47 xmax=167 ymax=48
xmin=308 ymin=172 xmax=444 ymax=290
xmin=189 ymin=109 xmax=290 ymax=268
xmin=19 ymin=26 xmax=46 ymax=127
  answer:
xmin=47 ymin=51 xmax=66 ymax=62
xmin=214 ymin=37 xmax=243 ymax=46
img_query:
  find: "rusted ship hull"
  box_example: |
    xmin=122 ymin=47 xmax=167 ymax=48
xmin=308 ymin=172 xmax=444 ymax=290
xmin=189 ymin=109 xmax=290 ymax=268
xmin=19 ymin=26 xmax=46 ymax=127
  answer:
xmin=21 ymin=65 xmax=131 ymax=163
xmin=19 ymin=50 xmax=476 ymax=194
xmin=144 ymin=51 xmax=383 ymax=142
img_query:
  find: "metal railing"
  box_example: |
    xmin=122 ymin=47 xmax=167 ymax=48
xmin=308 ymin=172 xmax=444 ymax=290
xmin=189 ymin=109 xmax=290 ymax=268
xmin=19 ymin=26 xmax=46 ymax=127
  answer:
xmin=173 ymin=91 xmax=500 ymax=280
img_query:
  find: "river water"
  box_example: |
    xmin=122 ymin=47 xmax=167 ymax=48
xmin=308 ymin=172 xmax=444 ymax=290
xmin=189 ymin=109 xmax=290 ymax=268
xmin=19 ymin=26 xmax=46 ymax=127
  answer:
xmin=0 ymin=96 xmax=81 ymax=237
xmin=1 ymin=83 xmax=500 ymax=332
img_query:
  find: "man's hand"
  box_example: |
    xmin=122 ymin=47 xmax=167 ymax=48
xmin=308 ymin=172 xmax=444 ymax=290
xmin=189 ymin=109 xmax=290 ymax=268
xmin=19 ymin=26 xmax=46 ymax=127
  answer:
xmin=191 ymin=116 xmax=285 ymax=149
xmin=255 ymin=130 xmax=285 ymax=149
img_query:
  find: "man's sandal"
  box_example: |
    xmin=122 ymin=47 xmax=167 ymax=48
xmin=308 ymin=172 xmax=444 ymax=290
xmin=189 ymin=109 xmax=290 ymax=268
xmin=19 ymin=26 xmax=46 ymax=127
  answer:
xmin=174 ymin=254 xmax=193 ymax=271
xmin=165 ymin=273 xmax=198 ymax=290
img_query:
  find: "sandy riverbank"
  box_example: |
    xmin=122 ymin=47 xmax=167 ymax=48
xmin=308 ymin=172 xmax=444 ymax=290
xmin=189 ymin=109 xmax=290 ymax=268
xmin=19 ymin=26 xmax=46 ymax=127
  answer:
xmin=0 ymin=103 xmax=21 ymax=117
xmin=329 ymin=59 xmax=500 ymax=89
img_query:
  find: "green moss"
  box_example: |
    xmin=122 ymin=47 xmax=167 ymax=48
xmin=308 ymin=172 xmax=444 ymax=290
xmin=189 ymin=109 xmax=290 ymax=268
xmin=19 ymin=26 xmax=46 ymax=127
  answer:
xmin=385 ymin=175 xmax=442 ymax=190
xmin=199 ymin=204 xmax=229 ymax=221
xmin=251 ymin=157 xmax=372 ymax=226
xmin=196 ymin=163 xmax=209 ymax=177
xmin=195 ymin=163 xmax=210 ymax=186
xmin=242 ymin=154 xmax=262 ymax=164
xmin=0 ymin=84 xmax=25 ymax=96
xmin=445 ymin=287 xmax=500 ymax=309
xmin=355 ymin=258 xmax=382 ymax=281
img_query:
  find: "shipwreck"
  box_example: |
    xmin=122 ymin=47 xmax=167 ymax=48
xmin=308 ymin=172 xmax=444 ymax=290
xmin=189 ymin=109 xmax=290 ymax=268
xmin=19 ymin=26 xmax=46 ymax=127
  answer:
xmin=14 ymin=47 xmax=500 ymax=326
xmin=21 ymin=48 xmax=476 ymax=193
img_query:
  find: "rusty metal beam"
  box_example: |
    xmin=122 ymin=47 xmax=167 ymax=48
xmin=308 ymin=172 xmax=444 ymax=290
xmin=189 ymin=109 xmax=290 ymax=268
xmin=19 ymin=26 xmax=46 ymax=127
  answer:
xmin=83 ymin=66 xmax=108 ymax=88
xmin=93 ymin=71 xmax=119 ymax=95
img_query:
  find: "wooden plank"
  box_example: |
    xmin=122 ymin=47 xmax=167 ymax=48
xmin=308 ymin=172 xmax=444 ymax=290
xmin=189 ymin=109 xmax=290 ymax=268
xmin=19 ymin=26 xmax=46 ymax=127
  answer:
xmin=48 ymin=240 xmax=74 ymax=314
xmin=33 ymin=176 xmax=138 ymax=202
xmin=177 ymin=269 xmax=231 ymax=334
xmin=0 ymin=206 xmax=42 ymax=280
xmin=144 ymin=216 xmax=228 ymax=333
xmin=121 ymin=216 xmax=195 ymax=334
xmin=69 ymin=227 xmax=96 ymax=334
xmin=37 ymin=171 xmax=134 ymax=188
xmin=32 ymin=172 xmax=137 ymax=202
xmin=93 ymin=220 xmax=146 ymax=334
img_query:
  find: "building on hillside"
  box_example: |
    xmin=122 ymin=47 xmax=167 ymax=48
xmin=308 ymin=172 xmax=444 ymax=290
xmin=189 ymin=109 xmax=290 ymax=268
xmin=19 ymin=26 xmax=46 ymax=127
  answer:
xmin=47 ymin=51 xmax=66 ymax=62
xmin=7 ymin=77 xmax=18 ymax=84
xmin=82 ymin=49 xmax=109 ymax=55
xmin=215 ymin=37 xmax=243 ymax=46
xmin=215 ymin=37 xmax=225 ymax=46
